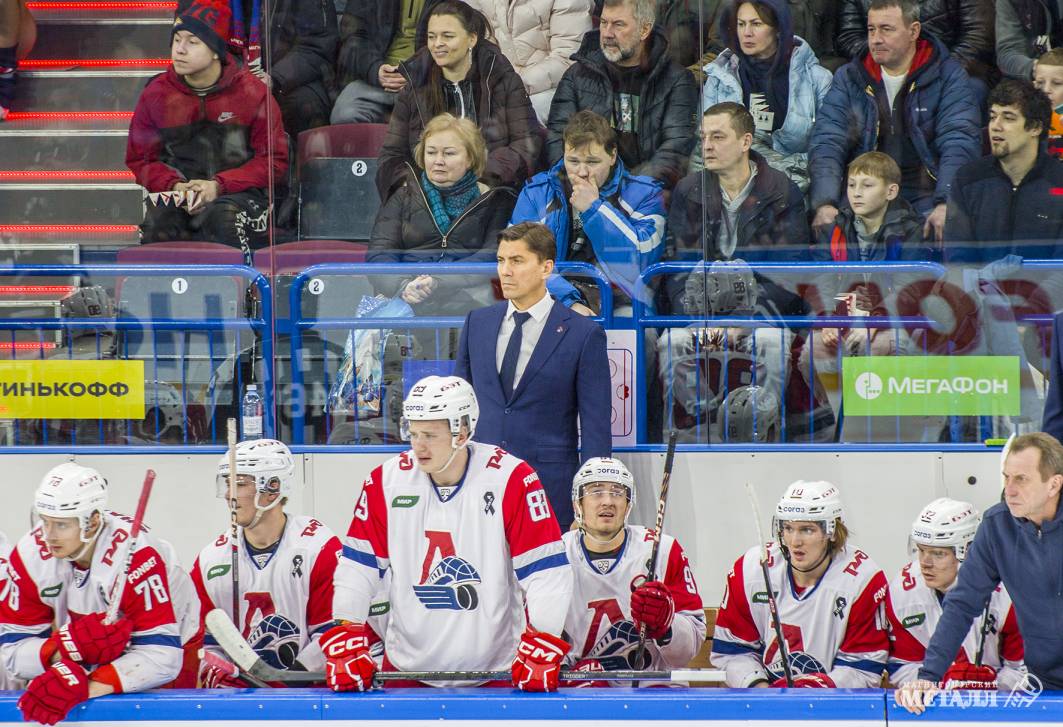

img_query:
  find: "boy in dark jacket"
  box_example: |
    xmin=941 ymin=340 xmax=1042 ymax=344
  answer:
xmin=813 ymin=151 xmax=928 ymax=357
xmin=125 ymin=0 xmax=289 ymax=257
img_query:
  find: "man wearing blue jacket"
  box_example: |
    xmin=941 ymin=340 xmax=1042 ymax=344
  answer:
xmin=897 ymin=432 xmax=1063 ymax=714
xmin=808 ymin=0 xmax=980 ymax=242
xmin=510 ymin=109 xmax=666 ymax=315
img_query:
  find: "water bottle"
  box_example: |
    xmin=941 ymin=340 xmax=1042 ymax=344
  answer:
xmin=241 ymin=384 xmax=263 ymax=440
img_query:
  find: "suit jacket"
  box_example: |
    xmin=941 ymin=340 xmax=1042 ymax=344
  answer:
xmin=1043 ymin=311 xmax=1063 ymax=444
xmin=455 ymin=299 xmax=612 ymax=527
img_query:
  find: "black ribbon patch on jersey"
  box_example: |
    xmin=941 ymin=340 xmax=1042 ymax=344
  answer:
xmin=833 ymin=596 xmax=847 ymax=619
xmin=484 ymin=492 xmax=495 ymax=515
xmin=291 ymin=555 xmax=303 ymax=578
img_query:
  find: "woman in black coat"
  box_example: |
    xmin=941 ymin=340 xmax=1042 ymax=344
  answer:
xmin=375 ymin=0 xmax=542 ymax=201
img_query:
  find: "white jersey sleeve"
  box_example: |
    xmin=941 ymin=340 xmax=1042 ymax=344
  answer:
xmin=0 ymin=532 xmax=26 ymax=690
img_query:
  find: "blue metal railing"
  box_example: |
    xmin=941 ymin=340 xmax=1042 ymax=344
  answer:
xmin=0 ymin=265 xmax=275 ymax=446
xmin=284 ymin=262 xmax=614 ymax=444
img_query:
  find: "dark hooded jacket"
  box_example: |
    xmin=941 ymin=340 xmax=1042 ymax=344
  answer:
xmin=336 ymin=0 xmax=445 ymax=88
xmin=808 ymin=36 xmax=981 ymax=210
xmin=545 ymin=27 xmax=699 ymax=190
xmin=375 ymin=40 xmax=542 ymax=201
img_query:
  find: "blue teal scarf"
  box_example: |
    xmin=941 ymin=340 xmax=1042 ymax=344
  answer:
xmin=421 ymin=170 xmax=480 ymax=232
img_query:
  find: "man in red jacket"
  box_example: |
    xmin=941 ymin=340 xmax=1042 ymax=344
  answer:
xmin=125 ymin=0 xmax=288 ymax=257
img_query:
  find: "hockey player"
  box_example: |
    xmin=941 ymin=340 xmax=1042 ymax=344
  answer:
xmin=0 ymin=531 xmax=24 ymax=691
xmin=712 ymin=480 xmax=889 ymax=688
xmin=886 ymin=498 xmax=1025 ymax=690
xmin=192 ymin=439 xmax=347 ymax=687
xmin=0 ymin=463 xmax=201 ymax=724
xmin=326 ymin=375 xmax=574 ymax=691
xmin=562 ymin=458 xmax=705 ymax=686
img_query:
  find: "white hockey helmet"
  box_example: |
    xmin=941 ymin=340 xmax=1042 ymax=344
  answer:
xmin=400 ymin=375 xmax=478 ymax=448
xmin=910 ymin=497 xmax=980 ymax=561
xmin=572 ymin=457 xmax=636 ymax=506
xmin=773 ymin=480 xmax=845 ymax=539
xmin=34 ymin=462 xmax=108 ymax=543
xmin=215 ymin=438 xmax=296 ymax=499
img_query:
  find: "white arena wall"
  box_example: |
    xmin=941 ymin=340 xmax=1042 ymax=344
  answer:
xmin=0 ymin=450 xmax=1005 ymax=604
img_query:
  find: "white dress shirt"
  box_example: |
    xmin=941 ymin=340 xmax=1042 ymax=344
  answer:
xmin=495 ymin=293 xmax=555 ymax=392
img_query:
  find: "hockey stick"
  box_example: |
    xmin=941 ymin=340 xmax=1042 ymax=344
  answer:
xmin=104 ymin=469 xmax=156 ymax=625
xmin=227 ymin=419 xmax=241 ymax=634
xmin=205 ymin=607 xmax=723 ymax=685
xmin=200 ymin=648 xmax=270 ymax=688
xmin=632 ymin=430 xmax=678 ymax=686
xmin=744 ymin=481 xmax=793 ymax=687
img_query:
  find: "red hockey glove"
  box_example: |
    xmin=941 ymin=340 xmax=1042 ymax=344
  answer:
xmin=630 ymin=580 xmax=674 ymax=640
xmin=942 ymin=663 xmax=997 ymax=690
xmin=771 ymin=672 xmax=837 ymax=688
xmin=46 ymin=612 xmax=133 ymax=667
xmin=512 ymin=629 xmax=571 ymax=692
xmin=200 ymin=661 xmax=247 ymax=689
xmin=561 ymin=658 xmax=609 ymax=688
xmin=18 ymin=659 xmax=90 ymax=726
xmin=321 ymin=623 xmax=377 ymax=692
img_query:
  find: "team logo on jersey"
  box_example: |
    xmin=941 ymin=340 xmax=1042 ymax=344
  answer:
xmin=392 ymin=495 xmax=419 ymax=508
xmin=412 ymin=556 xmax=481 ymax=611
xmin=902 ymin=613 xmax=926 ymax=627
xmin=767 ymin=651 xmax=827 ymax=681
xmin=291 ymin=555 xmax=303 ymax=578
xmin=484 ymin=492 xmax=495 ymax=515
xmin=593 ymin=559 xmax=612 ymax=575
xmin=589 ymin=620 xmax=651 ymax=670
xmin=248 ymin=614 xmax=302 ymax=670
xmin=832 ymin=596 xmax=848 ymax=619
xmin=207 ymin=564 xmax=231 ymax=580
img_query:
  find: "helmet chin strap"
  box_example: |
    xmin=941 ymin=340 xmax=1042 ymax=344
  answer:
xmin=246 ymin=489 xmax=283 ymax=530
xmin=784 ymin=541 xmax=834 ymax=574
xmin=427 ymin=437 xmax=470 ymax=477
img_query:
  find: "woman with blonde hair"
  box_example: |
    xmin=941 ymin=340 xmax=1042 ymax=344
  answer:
xmin=368 ymin=113 xmax=517 ymax=316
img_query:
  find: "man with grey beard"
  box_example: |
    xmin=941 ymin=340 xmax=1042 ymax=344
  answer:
xmin=545 ymin=0 xmax=698 ymax=190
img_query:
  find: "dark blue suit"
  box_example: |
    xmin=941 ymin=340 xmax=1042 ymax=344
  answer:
xmin=1043 ymin=311 xmax=1063 ymax=444
xmin=455 ymin=299 xmax=612 ymax=527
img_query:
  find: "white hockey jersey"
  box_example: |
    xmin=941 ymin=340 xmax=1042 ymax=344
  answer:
xmin=0 ymin=513 xmax=200 ymax=693
xmin=0 ymin=532 xmax=24 ymax=690
xmin=886 ymin=561 xmax=1025 ymax=689
xmin=711 ymin=542 xmax=889 ymax=688
xmin=192 ymin=514 xmax=344 ymax=674
xmin=562 ymin=526 xmax=705 ymax=685
xmin=334 ymin=443 xmax=573 ymax=683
